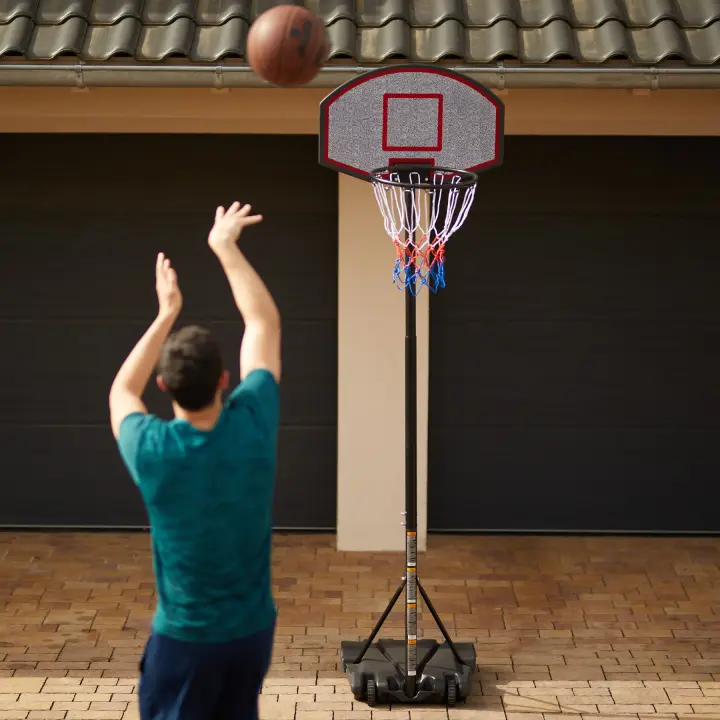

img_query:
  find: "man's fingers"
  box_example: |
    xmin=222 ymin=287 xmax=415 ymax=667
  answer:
xmin=215 ymin=206 xmax=225 ymax=222
xmin=226 ymin=201 xmax=241 ymax=217
xmin=242 ymin=214 xmax=263 ymax=226
xmin=237 ymin=204 xmax=252 ymax=217
xmin=156 ymin=252 xmax=164 ymax=277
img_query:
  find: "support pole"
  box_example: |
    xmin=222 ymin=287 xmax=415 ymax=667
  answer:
xmin=404 ymin=202 xmax=418 ymax=699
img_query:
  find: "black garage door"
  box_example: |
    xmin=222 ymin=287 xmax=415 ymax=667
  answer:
xmin=0 ymin=134 xmax=337 ymax=530
xmin=429 ymin=136 xmax=719 ymax=533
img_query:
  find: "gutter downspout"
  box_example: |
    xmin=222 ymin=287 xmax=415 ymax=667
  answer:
xmin=0 ymin=63 xmax=719 ymax=89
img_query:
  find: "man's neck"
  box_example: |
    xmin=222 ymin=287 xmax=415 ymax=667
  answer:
xmin=173 ymin=396 xmax=223 ymax=431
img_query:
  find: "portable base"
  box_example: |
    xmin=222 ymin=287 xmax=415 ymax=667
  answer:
xmin=341 ymin=639 xmax=476 ymax=706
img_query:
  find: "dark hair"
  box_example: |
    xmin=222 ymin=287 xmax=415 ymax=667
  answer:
xmin=157 ymin=325 xmax=223 ymax=411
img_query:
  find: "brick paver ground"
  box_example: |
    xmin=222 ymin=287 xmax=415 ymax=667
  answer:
xmin=2 ymin=532 xmax=720 ymax=719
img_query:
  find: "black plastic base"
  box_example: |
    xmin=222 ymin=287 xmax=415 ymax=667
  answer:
xmin=340 ymin=639 xmax=476 ymax=705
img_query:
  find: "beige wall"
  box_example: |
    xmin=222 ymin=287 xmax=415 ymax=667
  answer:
xmin=337 ymin=174 xmax=429 ymax=551
xmin=0 ymin=85 xmax=718 ymax=551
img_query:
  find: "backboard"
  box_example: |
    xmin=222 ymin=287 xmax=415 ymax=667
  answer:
xmin=319 ymin=64 xmax=504 ymax=181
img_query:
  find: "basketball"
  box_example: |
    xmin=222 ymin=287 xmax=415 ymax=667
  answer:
xmin=247 ymin=5 xmax=329 ymax=87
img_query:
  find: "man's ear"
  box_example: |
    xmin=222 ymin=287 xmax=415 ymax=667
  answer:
xmin=219 ymin=370 xmax=230 ymax=390
xmin=156 ymin=375 xmax=168 ymax=393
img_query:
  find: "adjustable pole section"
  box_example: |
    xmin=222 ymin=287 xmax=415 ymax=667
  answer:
xmin=403 ymin=199 xmax=418 ymax=699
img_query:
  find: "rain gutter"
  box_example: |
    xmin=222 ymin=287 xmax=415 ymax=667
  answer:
xmin=0 ymin=62 xmax=718 ymax=89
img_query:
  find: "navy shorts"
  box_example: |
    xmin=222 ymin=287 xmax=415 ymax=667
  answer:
xmin=138 ymin=623 xmax=275 ymax=720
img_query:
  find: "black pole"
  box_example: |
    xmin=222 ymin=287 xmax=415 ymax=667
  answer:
xmin=404 ymin=194 xmax=418 ymax=698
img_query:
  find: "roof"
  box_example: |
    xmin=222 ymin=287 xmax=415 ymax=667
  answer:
xmin=0 ymin=1 xmax=718 ymax=87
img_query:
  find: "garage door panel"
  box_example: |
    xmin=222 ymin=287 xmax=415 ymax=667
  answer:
xmin=0 ymin=427 xmax=148 ymax=526
xmin=430 ymin=427 xmax=720 ymax=532
xmin=430 ymin=136 xmax=720 ymax=532
xmin=0 ymin=319 xmax=336 ymax=427
xmin=0 ymin=213 xmax=337 ymax=322
xmin=0 ymin=425 xmax=336 ymax=528
xmin=439 ymin=215 xmax=720 ymax=321
xmin=433 ymin=320 xmax=718 ymax=359
xmin=1 ymin=134 xmax=338 ymax=528
xmin=431 ymin=322 xmax=719 ymax=426
xmin=470 ymin=137 xmax=716 ymax=216
xmin=1 ymin=135 xmax=336 ymax=216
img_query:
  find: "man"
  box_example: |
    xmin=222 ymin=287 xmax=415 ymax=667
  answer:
xmin=109 ymin=202 xmax=281 ymax=719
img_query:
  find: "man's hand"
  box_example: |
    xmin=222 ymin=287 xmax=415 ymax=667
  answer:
xmin=208 ymin=201 xmax=280 ymax=382
xmin=156 ymin=252 xmax=182 ymax=318
xmin=208 ymin=202 xmax=263 ymax=256
xmin=110 ymin=253 xmax=181 ymax=438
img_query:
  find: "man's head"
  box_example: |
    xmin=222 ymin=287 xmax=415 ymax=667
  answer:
xmin=156 ymin=325 xmax=229 ymax=411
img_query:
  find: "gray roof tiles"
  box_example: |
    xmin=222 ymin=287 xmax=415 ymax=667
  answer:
xmin=0 ymin=0 xmax=718 ymax=65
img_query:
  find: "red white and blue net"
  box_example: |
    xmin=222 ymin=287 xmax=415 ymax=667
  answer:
xmin=371 ymin=167 xmax=477 ymax=295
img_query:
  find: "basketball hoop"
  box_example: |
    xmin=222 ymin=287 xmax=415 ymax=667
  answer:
xmin=370 ymin=166 xmax=478 ymax=294
xmin=322 ymin=65 xmax=505 ymax=707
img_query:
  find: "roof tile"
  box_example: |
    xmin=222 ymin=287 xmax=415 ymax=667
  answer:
xmin=0 ymin=0 xmax=38 ymax=23
xmin=465 ymin=20 xmax=518 ymax=62
xmin=83 ymin=16 xmax=140 ymax=60
xmin=355 ymin=0 xmax=406 ymax=27
xmin=326 ymin=17 xmax=355 ymax=59
xmin=0 ymin=0 xmax=717 ymax=67
xmin=687 ymin=20 xmax=720 ymax=63
xmin=191 ymin=17 xmax=247 ymax=61
xmin=195 ymin=0 xmax=248 ymax=26
xmin=463 ymin=0 xmax=720 ymax=29
xmin=137 ymin=17 xmax=193 ymax=60
xmin=35 ymin=0 xmax=90 ymax=24
xmin=680 ymin=0 xmax=720 ymax=28
xmin=0 ymin=15 xmax=33 ymax=54
xmin=358 ymin=18 xmax=409 ymax=62
xmin=631 ymin=19 xmax=689 ymax=63
xmin=141 ymin=0 xmax=195 ymax=26
xmin=624 ymin=0 xmax=719 ymax=28
xmin=413 ymin=19 xmax=465 ymax=62
xmin=26 ymin=15 xmax=86 ymax=58
xmin=88 ymin=0 xmax=142 ymax=25
xmin=575 ymin=19 xmax=632 ymax=64
xmin=308 ymin=0 xmax=354 ymax=25
xmin=519 ymin=19 xmax=574 ymax=63
xmin=408 ymin=0 xmax=465 ymax=27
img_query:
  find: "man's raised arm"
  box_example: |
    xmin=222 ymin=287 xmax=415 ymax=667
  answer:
xmin=208 ymin=202 xmax=281 ymax=382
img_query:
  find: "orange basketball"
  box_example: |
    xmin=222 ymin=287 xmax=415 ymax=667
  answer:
xmin=247 ymin=5 xmax=329 ymax=87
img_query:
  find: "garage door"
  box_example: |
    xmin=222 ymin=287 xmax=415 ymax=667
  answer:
xmin=429 ymin=136 xmax=720 ymax=533
xmin=0 ymin=134 xmax=337 ymax=530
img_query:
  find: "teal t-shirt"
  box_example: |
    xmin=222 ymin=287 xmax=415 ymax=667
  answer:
xmin=116 ymin=368 xmax=279 ymax=643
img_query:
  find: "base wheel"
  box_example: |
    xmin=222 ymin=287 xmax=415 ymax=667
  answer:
xmin=366 ymin=678 xmax=377 ymax=706
xmin=446 ymin=677 xmax=457 ymax=707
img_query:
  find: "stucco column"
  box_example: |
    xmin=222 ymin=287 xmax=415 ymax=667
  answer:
xmin=337 ymin=174 xmax=428 ymax=552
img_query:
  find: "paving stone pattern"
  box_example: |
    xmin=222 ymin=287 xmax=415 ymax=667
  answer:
xmin=2 ymin=532 xmax=720 ymax=719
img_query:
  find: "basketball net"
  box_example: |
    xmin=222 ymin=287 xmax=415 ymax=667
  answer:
xmin=371 ymin=169 xmax=477 ymax=295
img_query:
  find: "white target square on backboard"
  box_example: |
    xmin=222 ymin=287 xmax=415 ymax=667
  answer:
xmin=382 ymin=94 xmax=443 ymax=152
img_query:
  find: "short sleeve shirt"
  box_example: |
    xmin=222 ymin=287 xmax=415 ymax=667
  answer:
xmin=116 ymin=369 xmax=279 ymax=642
